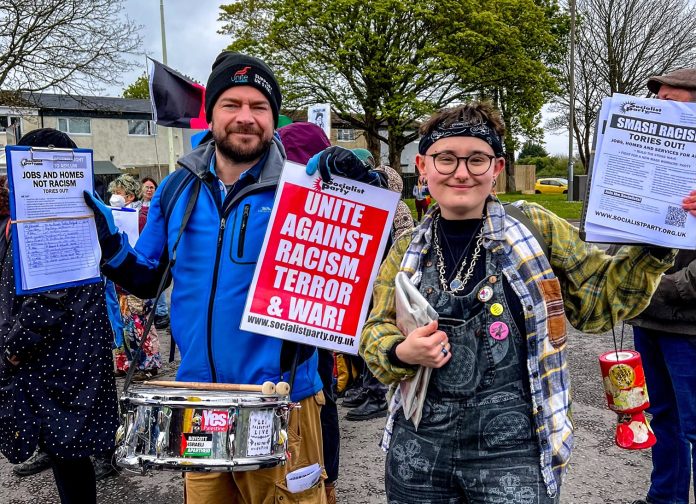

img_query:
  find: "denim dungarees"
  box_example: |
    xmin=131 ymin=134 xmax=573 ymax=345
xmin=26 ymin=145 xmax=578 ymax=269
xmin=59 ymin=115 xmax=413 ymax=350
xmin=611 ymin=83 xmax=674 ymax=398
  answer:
xmin=385 ymin=249 xmax=558 ymax=504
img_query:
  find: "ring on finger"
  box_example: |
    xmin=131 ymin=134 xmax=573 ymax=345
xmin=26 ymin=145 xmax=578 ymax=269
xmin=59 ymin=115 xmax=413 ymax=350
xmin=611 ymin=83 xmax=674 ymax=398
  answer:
xmin=441 ymin=347 xmax=448 ymax=356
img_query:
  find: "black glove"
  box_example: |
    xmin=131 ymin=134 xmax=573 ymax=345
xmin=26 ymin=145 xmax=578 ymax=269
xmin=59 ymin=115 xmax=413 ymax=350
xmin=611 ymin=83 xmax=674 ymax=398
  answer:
xmin=306 ymin=146 xmax=379 ymax=184
xmin=83 ymin=190 xmax=122 ymax=261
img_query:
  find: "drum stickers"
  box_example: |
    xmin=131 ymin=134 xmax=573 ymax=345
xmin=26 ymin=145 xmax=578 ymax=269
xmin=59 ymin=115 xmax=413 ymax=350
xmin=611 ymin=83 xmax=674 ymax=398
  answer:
xmin=181 ymin=409 xmax=229 ymax=458
xmin=201 ymin=410 xmax=229 ymax=432
xmin=247 ymin=410 xmax=274 ymax=457
xmin=182 ymin=433 xmax=213 ymax=458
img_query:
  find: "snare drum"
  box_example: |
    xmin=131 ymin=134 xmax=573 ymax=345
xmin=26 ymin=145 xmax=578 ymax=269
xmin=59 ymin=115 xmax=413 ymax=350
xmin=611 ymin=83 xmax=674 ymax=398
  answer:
xmin=116 ymin=385 xmax=291 ymax=472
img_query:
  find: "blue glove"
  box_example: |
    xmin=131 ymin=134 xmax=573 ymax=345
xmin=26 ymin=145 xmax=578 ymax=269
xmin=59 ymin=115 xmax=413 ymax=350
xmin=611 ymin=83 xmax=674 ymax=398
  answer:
xmin=83 ymin=190 xmax=122 ymax=260
xmin=306 ymin=146 xmax=379 ymax=184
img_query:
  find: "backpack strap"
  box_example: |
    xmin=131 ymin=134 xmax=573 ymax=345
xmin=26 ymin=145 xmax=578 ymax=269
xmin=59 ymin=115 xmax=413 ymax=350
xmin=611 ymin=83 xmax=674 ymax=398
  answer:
xmin=504 ymin=203 xmax=550 ymax=260
xmin=160 ymin=168 xmax=197 ymax=227
xmin=123 ymin=177 xmax=202 ymax=392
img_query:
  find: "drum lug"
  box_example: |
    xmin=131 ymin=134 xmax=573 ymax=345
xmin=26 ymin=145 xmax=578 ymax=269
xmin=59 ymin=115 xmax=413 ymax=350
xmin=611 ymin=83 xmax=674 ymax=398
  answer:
xmin=228 ymin=409 xmax=237 ymax=458
xmin=156 ymin=408 xmax=172 ymax=457
xmin=157 ymin=408 xmax=172 ymax=428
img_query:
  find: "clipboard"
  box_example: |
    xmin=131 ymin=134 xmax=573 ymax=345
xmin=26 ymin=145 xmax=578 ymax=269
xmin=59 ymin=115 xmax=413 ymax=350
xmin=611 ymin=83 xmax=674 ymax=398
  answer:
xmin=5 ymin=145 xmax=102 ymax=294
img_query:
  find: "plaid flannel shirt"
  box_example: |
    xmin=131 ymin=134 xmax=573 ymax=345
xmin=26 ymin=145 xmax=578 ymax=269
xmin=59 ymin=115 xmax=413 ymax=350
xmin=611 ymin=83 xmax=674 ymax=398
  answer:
xmin=360 ymin=198 xmax=676 ymax=497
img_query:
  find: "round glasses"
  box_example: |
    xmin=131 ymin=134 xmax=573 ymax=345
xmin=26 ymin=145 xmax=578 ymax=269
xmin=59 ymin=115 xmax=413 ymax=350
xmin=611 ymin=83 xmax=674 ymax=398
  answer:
xmin=428 ymin=152 xmax=496 ymax=176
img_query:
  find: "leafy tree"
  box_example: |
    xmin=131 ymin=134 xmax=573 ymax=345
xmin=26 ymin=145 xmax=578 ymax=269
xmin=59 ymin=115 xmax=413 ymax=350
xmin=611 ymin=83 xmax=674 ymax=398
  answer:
xmin=549 ymin=0 xmax=696 ymax=169
xmin=434 ymin=0 xmax=566 ymax=187
xmin=0 ymin=0 xmax=141 ymax=100
xmin=123 ymin=74 xmax=150 ymax=100
xmin=518 ymin=154 xmax=584 ymax=178
xmin=219 ymin=0 xmax=563 ymax=176
xmin=518 ymin=141 xmax=549 ymax=161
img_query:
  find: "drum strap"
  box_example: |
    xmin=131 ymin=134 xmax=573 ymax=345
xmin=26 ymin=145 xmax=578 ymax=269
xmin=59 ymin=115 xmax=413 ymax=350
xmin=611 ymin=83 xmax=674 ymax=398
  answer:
xmin=123 ymin=178 xmax=202 ymax=392
xmin=288 ymin=350 xmax=301 ymax=398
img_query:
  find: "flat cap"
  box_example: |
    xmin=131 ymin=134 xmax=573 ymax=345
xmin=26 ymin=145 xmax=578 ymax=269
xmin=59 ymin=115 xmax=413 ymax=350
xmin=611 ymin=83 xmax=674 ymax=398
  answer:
xmin=647 ymin=68 xmax=696 ymax=94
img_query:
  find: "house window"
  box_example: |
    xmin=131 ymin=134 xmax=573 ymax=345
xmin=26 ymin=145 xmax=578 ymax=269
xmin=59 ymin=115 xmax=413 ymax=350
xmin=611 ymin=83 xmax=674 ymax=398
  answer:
xmin=336 ymin=128 xmax=356 ymax=142
xmin=0 ymin=116 xmax=22 ymax=140
xmin=127 ymin=119 xmax=156 ymax=136
xmin=57 ymin=117 xmax=91 ymax=135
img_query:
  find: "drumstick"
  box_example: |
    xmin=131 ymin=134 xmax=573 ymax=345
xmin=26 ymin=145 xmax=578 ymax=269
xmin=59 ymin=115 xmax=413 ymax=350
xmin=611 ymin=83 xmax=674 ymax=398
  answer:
xmin=148 ymin=380 xmax=276 ymax=395
xmin=275 ymin=382 xmax=291 ymax=396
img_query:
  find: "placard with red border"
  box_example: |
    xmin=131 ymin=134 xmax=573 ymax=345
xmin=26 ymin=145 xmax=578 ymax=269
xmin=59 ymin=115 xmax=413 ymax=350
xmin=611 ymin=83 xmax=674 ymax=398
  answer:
xmin=240 ymin=162 xmax=399 ymax=354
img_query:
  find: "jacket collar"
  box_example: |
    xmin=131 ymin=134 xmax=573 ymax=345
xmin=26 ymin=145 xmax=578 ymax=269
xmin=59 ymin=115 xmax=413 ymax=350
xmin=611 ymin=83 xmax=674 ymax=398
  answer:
xmin=177 ymin=133 xmax=287 ymax=185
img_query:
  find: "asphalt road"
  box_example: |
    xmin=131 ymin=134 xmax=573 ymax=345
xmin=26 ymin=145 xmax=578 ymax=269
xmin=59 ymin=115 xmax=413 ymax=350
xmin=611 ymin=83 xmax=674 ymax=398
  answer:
xmin=0 ymin=323 xmax=664 ymax=503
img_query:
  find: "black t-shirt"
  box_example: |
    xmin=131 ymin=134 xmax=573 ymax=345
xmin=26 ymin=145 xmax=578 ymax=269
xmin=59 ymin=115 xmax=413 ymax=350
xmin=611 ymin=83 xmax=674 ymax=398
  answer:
xmin=437 ymin=216 xmax=526 ymax=335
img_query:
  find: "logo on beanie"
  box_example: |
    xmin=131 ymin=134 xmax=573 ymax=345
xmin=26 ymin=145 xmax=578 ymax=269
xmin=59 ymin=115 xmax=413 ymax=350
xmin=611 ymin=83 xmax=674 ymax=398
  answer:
xmin=254 ymin=73 xmax=273 ymax=95
xmin=232 ymin=66 xmax=252 ymax=84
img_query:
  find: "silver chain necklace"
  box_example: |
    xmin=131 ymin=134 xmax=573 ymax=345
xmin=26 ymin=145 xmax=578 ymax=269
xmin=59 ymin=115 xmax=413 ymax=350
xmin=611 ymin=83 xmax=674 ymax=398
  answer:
xmin=432 ymin=214 xmax=484 ymax=294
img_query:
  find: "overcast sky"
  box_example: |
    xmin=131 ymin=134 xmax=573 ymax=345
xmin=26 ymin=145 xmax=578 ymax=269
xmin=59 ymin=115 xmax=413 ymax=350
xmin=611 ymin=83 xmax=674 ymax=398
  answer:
xmin=117 ymin=0 xmax=228 ymax=91
xmin=117 ymin=0 xmax=570 ymax=155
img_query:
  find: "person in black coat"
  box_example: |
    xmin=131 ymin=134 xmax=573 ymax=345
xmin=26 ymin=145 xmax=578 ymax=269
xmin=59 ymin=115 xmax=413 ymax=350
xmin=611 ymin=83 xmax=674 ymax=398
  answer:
xmin=0 ymin=129 xmax=119 ymax=504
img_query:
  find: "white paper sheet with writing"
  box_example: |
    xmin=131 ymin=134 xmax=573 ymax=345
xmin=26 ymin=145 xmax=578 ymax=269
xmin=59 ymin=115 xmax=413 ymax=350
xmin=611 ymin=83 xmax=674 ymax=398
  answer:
xmin=583 ymin=94 xmax=696 ymax=248
xmin=6 ymin=146 xmax=101 ymax=293
xmin=286 ymin=463 xmax=322 ymax=493
xmin=246 ymin=409 xmax=274 ymax=457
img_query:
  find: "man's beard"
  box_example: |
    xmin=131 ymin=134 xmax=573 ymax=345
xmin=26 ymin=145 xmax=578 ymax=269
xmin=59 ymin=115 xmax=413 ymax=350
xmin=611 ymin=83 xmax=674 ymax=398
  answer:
xmin=213 ymin=125 xmax=273 ymax=163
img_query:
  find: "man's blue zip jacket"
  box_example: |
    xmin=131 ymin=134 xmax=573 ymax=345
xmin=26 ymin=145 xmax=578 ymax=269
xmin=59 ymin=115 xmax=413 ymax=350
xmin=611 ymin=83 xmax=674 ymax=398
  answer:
xmin=102 ymin=136 xmax=323 ymax=402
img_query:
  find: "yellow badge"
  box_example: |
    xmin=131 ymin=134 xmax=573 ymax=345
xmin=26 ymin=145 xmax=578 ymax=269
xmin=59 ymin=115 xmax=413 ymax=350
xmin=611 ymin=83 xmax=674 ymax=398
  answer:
xmin=490 ymin=303 xmax=504 ymax=316
xmin=609 ymin=363 xmax=635 ymax=389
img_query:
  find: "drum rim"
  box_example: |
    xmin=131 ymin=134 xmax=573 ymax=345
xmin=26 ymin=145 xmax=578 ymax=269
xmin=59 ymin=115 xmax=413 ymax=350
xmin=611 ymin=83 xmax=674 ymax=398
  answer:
xmin=116 ymin=453 xmax=287 ymax=472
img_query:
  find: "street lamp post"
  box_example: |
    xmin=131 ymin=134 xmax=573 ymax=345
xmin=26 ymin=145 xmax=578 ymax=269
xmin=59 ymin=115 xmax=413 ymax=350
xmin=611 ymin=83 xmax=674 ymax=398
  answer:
xmin=160 ymin=0 xmax=176 ymax=174
xmin=567 ymin=0 xmax=576 ymax=201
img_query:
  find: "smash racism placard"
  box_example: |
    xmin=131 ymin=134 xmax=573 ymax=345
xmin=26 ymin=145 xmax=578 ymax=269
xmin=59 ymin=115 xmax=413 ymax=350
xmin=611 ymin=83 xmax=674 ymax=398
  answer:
xmin=241 ymin=162 xmax=399 ymax=354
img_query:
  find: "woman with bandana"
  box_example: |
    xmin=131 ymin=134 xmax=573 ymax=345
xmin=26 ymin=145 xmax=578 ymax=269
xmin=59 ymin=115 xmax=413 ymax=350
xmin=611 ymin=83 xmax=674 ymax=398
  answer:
xmin=360 ymin=102 xmax=689 ymax=502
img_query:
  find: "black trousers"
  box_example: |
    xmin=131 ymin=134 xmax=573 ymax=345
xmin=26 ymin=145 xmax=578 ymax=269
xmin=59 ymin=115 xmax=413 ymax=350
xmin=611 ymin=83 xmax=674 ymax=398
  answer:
xmin=318 ymin=349 xmax=340 ymax=483
xmin=50 ymin=455 xmax=96 ymax=504
xmin=347 ymin=352 xmax=386 ymax=400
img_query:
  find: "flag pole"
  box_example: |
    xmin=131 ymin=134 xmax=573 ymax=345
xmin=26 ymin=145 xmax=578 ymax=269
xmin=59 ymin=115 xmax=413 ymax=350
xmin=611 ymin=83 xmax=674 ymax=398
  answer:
xmin=160 ymin=0 xmax=176 ymax=175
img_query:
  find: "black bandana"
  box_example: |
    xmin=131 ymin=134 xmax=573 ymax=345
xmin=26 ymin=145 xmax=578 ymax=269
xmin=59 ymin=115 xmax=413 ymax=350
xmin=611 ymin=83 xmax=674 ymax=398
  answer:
xmin=418 ymin=119 xmax=504 ymax=157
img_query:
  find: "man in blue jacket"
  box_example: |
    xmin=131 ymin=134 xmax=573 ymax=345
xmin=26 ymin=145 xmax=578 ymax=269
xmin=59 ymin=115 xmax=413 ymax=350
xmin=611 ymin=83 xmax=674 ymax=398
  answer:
xmin=83 ymin=52 xmax=377 ymax=503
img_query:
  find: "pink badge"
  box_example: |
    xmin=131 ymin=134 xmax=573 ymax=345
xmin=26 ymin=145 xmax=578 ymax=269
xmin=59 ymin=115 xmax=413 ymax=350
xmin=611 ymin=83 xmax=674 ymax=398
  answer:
xmin=489 ymin=321 xmax=509 ymax=341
